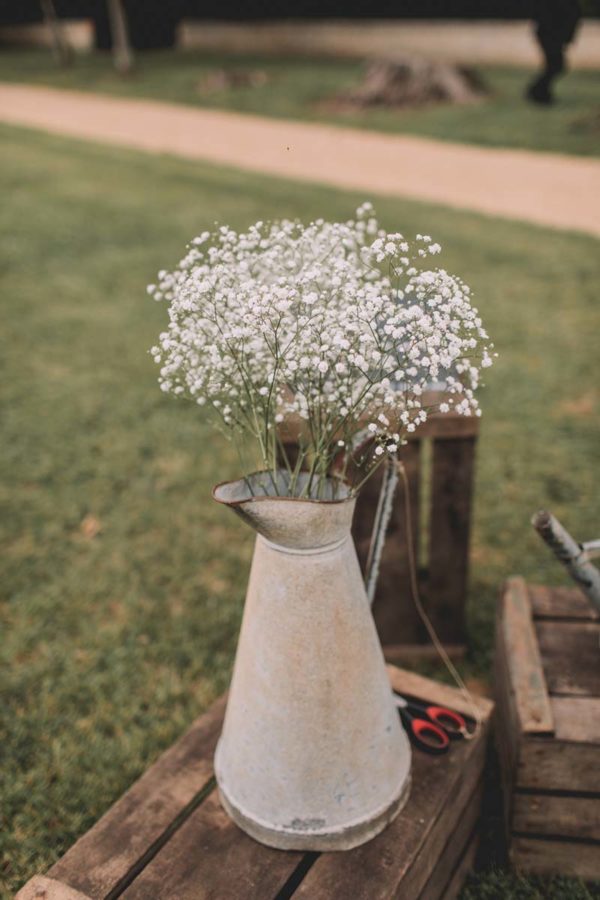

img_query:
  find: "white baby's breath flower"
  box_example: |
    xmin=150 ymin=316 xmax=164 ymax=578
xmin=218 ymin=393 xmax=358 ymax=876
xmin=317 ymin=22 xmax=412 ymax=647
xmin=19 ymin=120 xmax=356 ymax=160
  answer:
xmin=149 ymin=203 xmax=494 ymax=497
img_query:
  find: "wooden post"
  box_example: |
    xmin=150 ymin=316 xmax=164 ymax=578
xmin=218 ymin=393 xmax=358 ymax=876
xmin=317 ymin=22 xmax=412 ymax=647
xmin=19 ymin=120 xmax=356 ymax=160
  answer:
xmin=426 ymin=435 xmax=476 ymax=644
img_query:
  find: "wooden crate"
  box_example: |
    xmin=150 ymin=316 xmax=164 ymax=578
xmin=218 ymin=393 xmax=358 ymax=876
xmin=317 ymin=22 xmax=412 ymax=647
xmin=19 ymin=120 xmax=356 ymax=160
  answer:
xmin=353 ymin=409 xmax=478 ymax=658
xmin=494 ymin=577 xmax=600 ymax=880
xmin=17 ymin=667 xmax=493 ymax=900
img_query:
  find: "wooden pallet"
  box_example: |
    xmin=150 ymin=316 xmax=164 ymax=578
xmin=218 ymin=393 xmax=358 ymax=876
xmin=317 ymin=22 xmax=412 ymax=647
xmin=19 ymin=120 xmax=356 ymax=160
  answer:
xmin=494 ymin=577 xmax=600 ymax=880
xmin=17 ymin=667 xmax=492 ymax=900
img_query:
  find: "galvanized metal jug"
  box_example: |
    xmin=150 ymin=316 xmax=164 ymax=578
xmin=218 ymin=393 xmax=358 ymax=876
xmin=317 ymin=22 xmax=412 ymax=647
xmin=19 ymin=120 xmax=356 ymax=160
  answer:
xmin=212 ymin=471 xmax=411 ymax=851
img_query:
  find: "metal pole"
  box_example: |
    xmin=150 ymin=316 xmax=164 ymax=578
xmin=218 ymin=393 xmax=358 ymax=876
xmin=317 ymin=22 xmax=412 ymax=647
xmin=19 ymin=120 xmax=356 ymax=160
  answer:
xmin=365 ymin=453 xmax=399 ymax=606
xmin=532 ymin=510 xmax=600 ymax=612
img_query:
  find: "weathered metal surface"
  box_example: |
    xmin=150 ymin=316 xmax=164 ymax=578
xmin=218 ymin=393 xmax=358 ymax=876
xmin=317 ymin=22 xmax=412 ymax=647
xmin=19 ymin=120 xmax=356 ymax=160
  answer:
xmin=213 ymin=473 xmax=411 ymax=850
xmin=532 ymin=510 xmax=600 ymax=611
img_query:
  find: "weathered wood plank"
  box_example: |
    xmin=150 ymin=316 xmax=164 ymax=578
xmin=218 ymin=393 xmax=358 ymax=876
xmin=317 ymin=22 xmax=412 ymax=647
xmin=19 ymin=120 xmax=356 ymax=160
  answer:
xmin=405 ymin=413 xmax=479 ymax=441
xmin=15 ymin=876 xmax=92 ymax=900
xmin=493 ymin=619 xmax=522 ymax=834
xmin=510 ymin=836 xmax=600 ymax=880
xmin=47 ymin=696 xmax=226 ymax=899
xmin=278 ymin=404 xmax=479 ymax=445
xmin=355 ymin=441 xmax=422 ymax=645
xmin=292 ymin=713 xmax=490 ymax=898
xmin=551 ymin=696 xmax=600 ymax=744
xmin=518 ymin=738 xmax=600 ymax=793
xmin=426 ymin=437 xmax=475 ymax=643
xmin=383 ymin=643 xmax=466 ymax=667
xmin=120 ymin=789 xmax=304 ymax=900
xmin=528 ymin=584 xmax=599 ymax=621
xmin=512 ymin=793 xmax=600 ymax=842
xmin=536 ymin=621 xmax=600 ymax=697
xmin=387 ymin=665 xmax=493 ymax=721
xmin=440 ymin=832 xmax=479 ymax=900
xmin=416 ymin=780 xmax=482 ymax=900
xmin=391 ymin=649 xmax=493 ymax=894
xmin=499 ymin=577 xmax=554 ymax=734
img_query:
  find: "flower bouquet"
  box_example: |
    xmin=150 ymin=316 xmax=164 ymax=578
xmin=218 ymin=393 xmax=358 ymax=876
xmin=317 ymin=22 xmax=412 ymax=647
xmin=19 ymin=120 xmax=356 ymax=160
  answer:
xmin=149 ymin=204 xmax=493 ymax=850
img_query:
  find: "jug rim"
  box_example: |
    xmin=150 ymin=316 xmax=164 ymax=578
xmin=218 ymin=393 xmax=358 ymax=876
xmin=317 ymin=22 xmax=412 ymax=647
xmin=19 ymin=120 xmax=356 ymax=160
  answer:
xmin=213 ymin=470 xmax=355 ymax=507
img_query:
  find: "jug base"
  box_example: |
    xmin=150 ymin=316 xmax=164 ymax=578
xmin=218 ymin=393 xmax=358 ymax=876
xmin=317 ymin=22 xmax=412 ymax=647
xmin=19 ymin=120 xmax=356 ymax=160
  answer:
xmin=216 ymin=773 xmax=411 ymax=851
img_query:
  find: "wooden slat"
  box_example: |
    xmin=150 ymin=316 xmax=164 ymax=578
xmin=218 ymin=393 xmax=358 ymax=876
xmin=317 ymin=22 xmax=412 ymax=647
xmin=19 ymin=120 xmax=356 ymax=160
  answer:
xmin=291 ymin=712 xmax=490 ymax=898
xmin=528 ymin=584 xmax=599 ymax=621
xmin=15 ymin=876 xmax=92 ymax=900
xmin=278 ymin=403 xmax=479 ymax=445
xmin=120 ymin=789 xmax=304 ymax=900
xmin=405 ymin=413 xmax=479 ymax=441
xmin=426 ymin=437 xmax=475 ymax=643
xmin=441 ymin=832 xmax=479 ymax=900
xmin=551 ymin=696 xmax=600 ymax=744
xmin=417 ymin=780 xmax=482 ymax=900
xmin=536 ymin=621 xmax=600 ymax=697
xmin=355 ymin=441 xmax=422 ymax=645
xmin=46 ymin=696 xmax=226 ymax=899
xmin=510 ymin=836 xmax=600 ymax=880
xmin=383 ymin=643 xmax=466 ymax=667
xmin=498 ymin=577 xmax=554 ymax=734
xmin=518 ymin=738 xmax=600 ymax=793
xmin=387 ymin=665 xmax=493 ymax=721
xmin=493 ymin=617 xmax=522 ymax=835
xmin=512 ymin=793 xmax=600 ymax=842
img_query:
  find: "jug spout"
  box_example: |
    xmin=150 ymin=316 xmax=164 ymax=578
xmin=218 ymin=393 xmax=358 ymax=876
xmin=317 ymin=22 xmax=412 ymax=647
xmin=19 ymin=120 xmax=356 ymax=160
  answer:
xmin=213 ymin=470 xmax=356 ymax=551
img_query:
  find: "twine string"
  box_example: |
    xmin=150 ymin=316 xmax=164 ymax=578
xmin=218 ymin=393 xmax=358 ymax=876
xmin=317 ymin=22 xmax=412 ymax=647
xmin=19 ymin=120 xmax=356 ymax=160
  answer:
xmin=394 ymin=457 xmax=482 ymax=740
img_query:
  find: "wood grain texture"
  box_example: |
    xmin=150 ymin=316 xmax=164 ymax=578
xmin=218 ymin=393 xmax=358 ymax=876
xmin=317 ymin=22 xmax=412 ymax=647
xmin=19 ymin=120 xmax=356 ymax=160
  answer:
xmin=440 ymin=832 xmax=479 ymax=900
xmin=48 ymin=696 xmax=226 ymax=899
xmin=499 ymin=577 xmax=554 ymax=734
xmin=510 ymin=836 xmax=600 ymax=880
xmin=426 ymin=437 xmax=475 ymax=643
xmin=518 ymin=738 xmax=600 ymax=793
xmin=15 ymin=876 xmax=93 ymax=900
xmin=493 ymin=620 xmax=522 ymax=834
xmin=536 ymin=621 xmax=600 ymax=697
xmin=120 ymin=789 xmax=304 ymax=900
xmin=416 ymin=780 xmax=482 ymax=900
xmin=551 ymin=696 xmax=600 ymax=744
xmin=512 ymin=793 xmax=600 ymax=842
xmin=291 ymin=714 xmax=490 ymax=899
xmin=387 ymin=665 xmax=493 ymax=721
xmin=383 ymin=643 xmax=466 ymax=667
xmin=528 ymin=584 xmax=599 ymax=621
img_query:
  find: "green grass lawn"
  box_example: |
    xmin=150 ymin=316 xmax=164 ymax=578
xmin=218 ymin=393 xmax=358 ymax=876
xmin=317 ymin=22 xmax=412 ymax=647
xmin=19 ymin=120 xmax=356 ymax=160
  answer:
xmin=1 ymin=125 xmax=599 ymax=898
xmin=1 ymin=47 xmax=600 ymax=156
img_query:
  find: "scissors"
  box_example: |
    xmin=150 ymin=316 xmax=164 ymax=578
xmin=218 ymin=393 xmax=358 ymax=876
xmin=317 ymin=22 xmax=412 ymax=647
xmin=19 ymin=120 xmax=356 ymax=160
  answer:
xmin=392 ymin=693 xmax=468 ymax=755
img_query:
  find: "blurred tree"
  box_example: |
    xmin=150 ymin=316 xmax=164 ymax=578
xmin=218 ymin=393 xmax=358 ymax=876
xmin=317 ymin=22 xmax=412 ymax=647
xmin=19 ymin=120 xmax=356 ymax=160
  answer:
xmin=39 ymin=0 xmax=73 ymax=65
xmin=106 ymin=0 xmax=133 ymax=74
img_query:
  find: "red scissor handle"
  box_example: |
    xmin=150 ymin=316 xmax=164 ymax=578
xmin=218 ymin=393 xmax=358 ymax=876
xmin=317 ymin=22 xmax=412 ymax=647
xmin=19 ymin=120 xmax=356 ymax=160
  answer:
xmin=411 ymin=718 xmax=450 ymax=754
xmin=425 ymin=706 xmax=467 ymax=738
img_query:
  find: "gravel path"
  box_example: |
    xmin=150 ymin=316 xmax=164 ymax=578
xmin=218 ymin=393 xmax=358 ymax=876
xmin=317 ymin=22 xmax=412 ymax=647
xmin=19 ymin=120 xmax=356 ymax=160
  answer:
xmin=1 ymin=83 xmax=598 ymax=237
